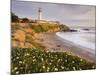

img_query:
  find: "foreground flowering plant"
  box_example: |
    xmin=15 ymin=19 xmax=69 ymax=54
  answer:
xmin=11 ymin=48 xmax=95 ymax=75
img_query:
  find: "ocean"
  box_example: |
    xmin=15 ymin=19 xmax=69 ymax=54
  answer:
xmin=56 ymin=27 xmax=96 ymax=51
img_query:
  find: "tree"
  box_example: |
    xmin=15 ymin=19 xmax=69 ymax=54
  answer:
xmin=21 ymin=18 xmax=29 ymax=23
xmin=11 ymin=12 xmax=19 ymax=22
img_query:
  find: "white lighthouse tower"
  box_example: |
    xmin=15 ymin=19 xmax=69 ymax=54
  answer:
xmin=38 ymin=8 xmax=42 ymax=20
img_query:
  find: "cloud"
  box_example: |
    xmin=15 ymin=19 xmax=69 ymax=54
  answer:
xmin=12 ymin=0 xmax=96 ymax=27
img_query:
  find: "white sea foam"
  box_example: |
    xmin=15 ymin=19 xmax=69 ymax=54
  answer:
xmin=56 ymin=31 xmax=95 ymax=50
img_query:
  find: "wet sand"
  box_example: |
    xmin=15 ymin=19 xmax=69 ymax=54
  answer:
xmin=36 ymin=32 xmax=96 ymax=63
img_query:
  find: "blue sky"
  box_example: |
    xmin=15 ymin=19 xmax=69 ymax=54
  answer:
xmin=11 ymin=0 xmax=96 ymax=27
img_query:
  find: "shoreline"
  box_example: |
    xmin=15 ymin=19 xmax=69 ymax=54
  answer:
xmin=36 ymin=32 xmax=96 ymax=63
xmin=56 ymin=32 xmax=95 ymax=50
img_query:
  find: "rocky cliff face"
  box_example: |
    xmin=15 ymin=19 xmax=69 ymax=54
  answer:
xmin=11 ymin=23 xmax=70 ymax=48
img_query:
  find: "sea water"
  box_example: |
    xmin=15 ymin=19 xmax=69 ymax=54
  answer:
xmin=56 ymin=28 xmax=95 ymax=50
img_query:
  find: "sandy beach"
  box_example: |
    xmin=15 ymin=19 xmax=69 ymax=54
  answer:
xmin=36 ymin=32 xmax=96 ymax=63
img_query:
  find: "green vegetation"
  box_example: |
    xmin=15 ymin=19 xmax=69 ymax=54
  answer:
xmin=25 ymin=35 xmax=45 ymax=49
xmin=21 ymin=18 xmax=30 ymax=23
xmin=11 ymin=12 xmax=19 ymax=22
xmin=11 ymin=23 xmax=70 ymax=33
xmin=11 ymin=48 xmax=95 ymax=75
xmin=59 ymin=24 xmax=70 ymax=31
xmin=29 ymin=23 xmax=70 ymax=33
xmin=11 ymin=24 xmax=20 ymax=33
xmin=11 ymin=12 xmax=31 ymax=23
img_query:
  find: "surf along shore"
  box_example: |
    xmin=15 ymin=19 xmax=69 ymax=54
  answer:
xmin=35 ymin=32 xmax=96 ymax=63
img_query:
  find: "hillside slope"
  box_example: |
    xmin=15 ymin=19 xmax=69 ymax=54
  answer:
xmin=11 ymin=23 xmax=70 ymax=48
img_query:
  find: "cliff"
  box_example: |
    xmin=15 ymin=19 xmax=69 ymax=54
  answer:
xmin=11 ymin=23 xmax=70 ymax=48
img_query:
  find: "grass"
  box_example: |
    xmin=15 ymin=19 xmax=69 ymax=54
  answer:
xmin=29 ymin=23 xmax=70 ymax=33
xmin=11 ymin=24 xmax=20 ymax=33
xmin=11 ymin=48 xmax=96 ymax=75
xmin=25 ymin=34 xmax=46 ymax=49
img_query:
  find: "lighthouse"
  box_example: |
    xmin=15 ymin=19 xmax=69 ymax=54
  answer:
xmin=38 ymin=8 xmax=42 ymax=20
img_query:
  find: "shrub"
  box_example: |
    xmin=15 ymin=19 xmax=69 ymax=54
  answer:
xmin=11 ymin=48 xmax=95 ymax=75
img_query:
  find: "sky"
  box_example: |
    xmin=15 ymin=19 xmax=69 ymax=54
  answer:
xmin=11 ymin=0 xmax=96 ymax=27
